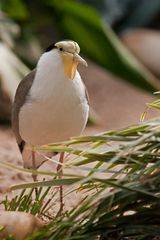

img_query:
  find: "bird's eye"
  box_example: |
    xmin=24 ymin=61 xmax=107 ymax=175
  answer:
xmin=59 ymin=47 xmax=63 ymax=51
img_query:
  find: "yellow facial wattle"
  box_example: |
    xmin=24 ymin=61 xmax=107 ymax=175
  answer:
xmin=62 ymin=52 xmax=78 ymax=80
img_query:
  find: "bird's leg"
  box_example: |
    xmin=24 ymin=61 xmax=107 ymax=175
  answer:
xmin=56 ymin=152 xmax=64 ymax=214
xmin=31 ymin=149 xmax=37 ymax=181
xmin=31 ymin=148 xmax=38 ymax=196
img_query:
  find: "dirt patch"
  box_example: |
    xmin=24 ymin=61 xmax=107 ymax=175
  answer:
xmin=81 ymin=61 xmax=159 ymax=129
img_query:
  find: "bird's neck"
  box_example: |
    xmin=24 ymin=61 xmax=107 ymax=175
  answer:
xmin=29 ymin=51 xmax=68 ymax=101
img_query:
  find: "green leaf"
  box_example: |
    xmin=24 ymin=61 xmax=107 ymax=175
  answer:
xmin=45 ymin=0 xmax=159 ymax=92
xmin=10 ymin=177 xmax=82 ymax=190
xmin=1 ymin=0 xmax=29 ymax=20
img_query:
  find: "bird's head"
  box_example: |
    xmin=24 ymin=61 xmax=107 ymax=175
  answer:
xmin=54 ymin=40 xmax=88 ymax=80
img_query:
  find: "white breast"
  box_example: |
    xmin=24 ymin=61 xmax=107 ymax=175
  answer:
xmin=19 ymin=50 xmax=89 ymax=146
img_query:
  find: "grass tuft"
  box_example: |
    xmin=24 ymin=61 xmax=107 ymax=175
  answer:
xmin=1 ymin=118 xmax=160 ymax=239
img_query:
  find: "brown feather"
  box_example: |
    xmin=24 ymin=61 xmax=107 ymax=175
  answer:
xmin=85 ymin=85 xmax=89 ymax=105
xmin=12 ymin=69 xmax=36 ymax=152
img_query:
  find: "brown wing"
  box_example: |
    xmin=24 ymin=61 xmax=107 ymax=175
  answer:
xmin=85 ymin=85 xmax=89 ymax=105
xmin=82 ymin=80 xmax=89 ymax=105
xmin=12 ymin=69 xmax=36 ymax=152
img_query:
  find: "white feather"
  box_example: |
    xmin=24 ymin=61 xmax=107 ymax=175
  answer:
xmin=19 ymin=49 xmax=89 ymax=146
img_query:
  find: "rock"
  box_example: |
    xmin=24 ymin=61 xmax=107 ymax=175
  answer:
xmin=0 ymin=211 xmax=44 ymax=240
xmin=121 ymin=29 xmax=160 ymax=77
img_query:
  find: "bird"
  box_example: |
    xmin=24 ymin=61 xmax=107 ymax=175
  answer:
xmin=12 ymin=40 xmax=89 ymax=211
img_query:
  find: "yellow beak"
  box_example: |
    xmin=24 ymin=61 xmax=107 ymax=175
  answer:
xmin=62 ymin=52 xmax=88 ymax=80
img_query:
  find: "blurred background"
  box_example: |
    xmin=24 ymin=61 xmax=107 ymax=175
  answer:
xmin=1 ymin=0 xmax=160 ymax=130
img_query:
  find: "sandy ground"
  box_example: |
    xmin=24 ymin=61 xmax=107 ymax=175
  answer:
xmin=0 ymin=62 xmax=159 ymax=209
xmin=0 ymin=127 xmax=29 ymax=194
